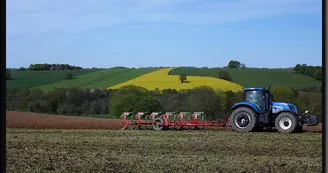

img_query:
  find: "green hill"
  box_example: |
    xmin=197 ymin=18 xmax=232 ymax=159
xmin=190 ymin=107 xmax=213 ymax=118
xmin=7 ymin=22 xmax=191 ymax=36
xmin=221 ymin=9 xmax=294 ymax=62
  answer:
xmin=6 ymin=70 xmax=97 ymax=89
xmin=37 ymin=68 xmax=158 ymax=92
xmin=169 ymin=67 xmax=321 ymax=89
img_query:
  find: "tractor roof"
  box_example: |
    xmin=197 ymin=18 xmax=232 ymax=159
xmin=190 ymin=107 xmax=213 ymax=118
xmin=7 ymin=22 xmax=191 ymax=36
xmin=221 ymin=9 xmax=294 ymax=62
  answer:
xmin=244 ymin=88 xmax=264 ymax=91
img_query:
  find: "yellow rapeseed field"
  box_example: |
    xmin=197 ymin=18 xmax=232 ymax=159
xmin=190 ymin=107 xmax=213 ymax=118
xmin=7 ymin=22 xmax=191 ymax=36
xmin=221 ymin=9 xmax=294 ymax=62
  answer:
xmin=109 ymin=68 xmax=243 ymax=92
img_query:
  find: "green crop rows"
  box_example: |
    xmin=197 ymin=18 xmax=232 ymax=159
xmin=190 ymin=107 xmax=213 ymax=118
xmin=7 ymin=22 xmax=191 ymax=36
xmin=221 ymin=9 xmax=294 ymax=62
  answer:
xmin=169 ymin=67 xmax=321 ymax=89
xmin=37 ymin=68 xmax=158 ymax=92
xmin=6 ymin=70 xmax=97 ymax=89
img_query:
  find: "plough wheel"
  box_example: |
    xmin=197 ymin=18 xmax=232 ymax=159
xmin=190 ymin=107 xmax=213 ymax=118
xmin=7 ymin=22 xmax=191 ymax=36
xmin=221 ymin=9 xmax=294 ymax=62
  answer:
xmin=152 ymin=117 xmax=164 ymax=131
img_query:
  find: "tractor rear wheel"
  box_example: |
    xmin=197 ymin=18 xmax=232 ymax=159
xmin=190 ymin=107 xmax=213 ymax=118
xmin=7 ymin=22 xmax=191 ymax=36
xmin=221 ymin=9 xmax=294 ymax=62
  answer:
xmin=152 ymin=117 xmax=164 ymax=131
xmin=230 ymin=107 xmax=257 ymax=132
xmin=274 ymin=112 xmax=298 ymax=133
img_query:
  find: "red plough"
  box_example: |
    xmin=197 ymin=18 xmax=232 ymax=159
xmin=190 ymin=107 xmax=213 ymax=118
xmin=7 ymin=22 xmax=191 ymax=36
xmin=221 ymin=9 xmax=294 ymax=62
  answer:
xmin=120 ymin=111 xmax=230 ymax=130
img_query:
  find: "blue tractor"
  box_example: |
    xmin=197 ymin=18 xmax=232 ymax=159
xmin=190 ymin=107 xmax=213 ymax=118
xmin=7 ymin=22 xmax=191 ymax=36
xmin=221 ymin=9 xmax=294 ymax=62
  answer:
xmin=229 ymin=87 xmax=318 ymax=133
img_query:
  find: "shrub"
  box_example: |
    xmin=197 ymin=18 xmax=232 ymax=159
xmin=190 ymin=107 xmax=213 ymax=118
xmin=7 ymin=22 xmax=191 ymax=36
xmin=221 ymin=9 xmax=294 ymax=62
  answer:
xmin=179 ymin=74 xmax=187 ymax=83
xmin=109 ymin=86 xmax=161 ymax=118
xmin=185 ymin=86 xmax=221 ymax=120
xmin=218 ymin=70 xmax=232 ymax=81
xmin=65 ymin=72 xmax=74 ymax=80
xmin=6 ymin=69 xmax=11 ymax=80
xmin=271 ymin=86 xmax=295 ymax=103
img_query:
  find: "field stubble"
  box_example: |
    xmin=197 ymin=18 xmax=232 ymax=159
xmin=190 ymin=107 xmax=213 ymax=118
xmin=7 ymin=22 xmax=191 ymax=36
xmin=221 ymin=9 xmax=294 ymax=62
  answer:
xmin=6 ymin=128 xmax=322 ymax=173
xmin=6 ymin=111 xmax=322 ymax=172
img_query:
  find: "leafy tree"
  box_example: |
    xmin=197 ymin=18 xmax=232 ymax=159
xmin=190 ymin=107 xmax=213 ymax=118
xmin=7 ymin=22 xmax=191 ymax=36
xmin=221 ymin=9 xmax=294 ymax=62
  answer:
xmin=18 ymin=67 xmax=26 ymax=71
xmin=227 ymin=60 xmax=241 ymax=68
xmin=29 ymin=63 xmax=83 ymax=71
xmin=184 ymin=86 xmax=221 ymax=120
xmin=44 ymin=88 xmax=67 ymax=113
xmin=218 ymin=70 xmax=232 ymax=81
xmin=293 ymin=64 xmax=301 ymax=72
xmin=314 ymin=68 xmax=322 ymax=80
xmin=179 ymin=74 xmax=187 ymax=83
xmin=115 ymin=85 xmax=148 ymax=95
xmin=158 ymin=89 xmax=188 ymax=112
xmin=109 ymin=86 xmax=161 ymax=118
xmin=6 ymin=69 xmax=11 ymax=80
xmin=90 ymin=99 xmax=108 ymax=114
xmin=271 ymin=86 xmax=295 ymax=103
xmin=298 ymin=93 xmax=310 ymax=110
xmin=65 ymin=72 xmax=74 ymax=80
xmin=293 ymin=63 xmax=322 ymax=81
xmin=299 ymin=64 xmax=307 ymax=74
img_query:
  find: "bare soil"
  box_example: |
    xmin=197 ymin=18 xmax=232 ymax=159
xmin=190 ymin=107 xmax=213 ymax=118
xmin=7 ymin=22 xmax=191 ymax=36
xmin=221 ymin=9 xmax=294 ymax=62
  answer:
xmin=6 ymin=111 xmax=124 ymax=130
xmin=6 ymin=111 xmax=322 ymax=133
xmin=304 ymin=123 xmax=322 ymax=133
xmin=6 ymin=128 xmax=322 ymax=173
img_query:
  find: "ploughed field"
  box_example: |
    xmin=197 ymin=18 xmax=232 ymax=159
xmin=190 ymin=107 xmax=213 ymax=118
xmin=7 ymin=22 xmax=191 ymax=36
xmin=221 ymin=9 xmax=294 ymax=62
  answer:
xmin=6 ymin=111 xmax=124 ymax=130
xmin=6 ymin=111 xmax=322 ymax=132
xmin=6 ymin=111 xmax=322 ymax=172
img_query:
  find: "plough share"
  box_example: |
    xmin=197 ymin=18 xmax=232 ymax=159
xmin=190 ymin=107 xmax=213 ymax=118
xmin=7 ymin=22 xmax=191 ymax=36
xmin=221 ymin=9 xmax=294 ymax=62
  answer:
xmin=121 ymin=112 xmax=230 ymax=130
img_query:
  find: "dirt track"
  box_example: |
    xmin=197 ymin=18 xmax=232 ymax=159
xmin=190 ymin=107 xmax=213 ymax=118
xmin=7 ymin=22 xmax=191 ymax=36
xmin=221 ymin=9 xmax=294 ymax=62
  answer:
xmin=6 ymin=111 xmax=322 ymax=132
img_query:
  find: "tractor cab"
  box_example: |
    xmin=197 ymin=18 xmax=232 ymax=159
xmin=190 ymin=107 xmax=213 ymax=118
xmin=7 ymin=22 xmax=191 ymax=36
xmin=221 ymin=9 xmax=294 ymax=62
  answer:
xmin=242 ymin=87 xmax=272 ymax=114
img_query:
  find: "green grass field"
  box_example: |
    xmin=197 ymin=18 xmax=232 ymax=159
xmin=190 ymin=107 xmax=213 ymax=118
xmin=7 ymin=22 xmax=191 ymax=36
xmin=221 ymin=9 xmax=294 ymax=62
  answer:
xmin=37 ymin=68 xmax=158 ymax=92
xmin=6 ymin=70 xmax=97 ymax=89
xmin=169 ymin=68 xmax=322 ymax=88
xmin=6 ymin=129 xmax=322 ymax=173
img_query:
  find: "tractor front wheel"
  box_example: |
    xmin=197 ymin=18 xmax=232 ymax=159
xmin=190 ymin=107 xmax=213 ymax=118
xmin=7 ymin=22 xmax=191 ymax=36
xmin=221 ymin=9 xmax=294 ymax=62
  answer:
xmin=274 ymin=112 xmax=298 ymax=133
xmin=230 ymin=107 xmax=257 ymax=132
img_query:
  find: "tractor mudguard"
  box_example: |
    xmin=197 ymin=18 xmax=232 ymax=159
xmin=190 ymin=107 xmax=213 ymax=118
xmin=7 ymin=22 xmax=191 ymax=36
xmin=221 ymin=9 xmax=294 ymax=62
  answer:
xmin=231 ymin=102 xmax=259 ymax=113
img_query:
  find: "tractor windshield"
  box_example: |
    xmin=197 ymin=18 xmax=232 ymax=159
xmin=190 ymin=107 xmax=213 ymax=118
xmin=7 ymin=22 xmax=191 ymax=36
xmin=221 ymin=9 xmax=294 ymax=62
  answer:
xmin=244 ymin=90 xmax=265 ymax=113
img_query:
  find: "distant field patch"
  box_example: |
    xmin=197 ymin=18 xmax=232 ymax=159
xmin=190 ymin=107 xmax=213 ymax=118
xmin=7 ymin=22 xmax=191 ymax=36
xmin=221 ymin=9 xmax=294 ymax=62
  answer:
xmin=37 ymin=68 xmax=158 ymax=92
xmin=109 ymin=68 xmax=243 ymax=92
xmin=169 ymin=68 xmax=322 ymax=88
xmin=6 ymin=70 xmax=97 ymax=89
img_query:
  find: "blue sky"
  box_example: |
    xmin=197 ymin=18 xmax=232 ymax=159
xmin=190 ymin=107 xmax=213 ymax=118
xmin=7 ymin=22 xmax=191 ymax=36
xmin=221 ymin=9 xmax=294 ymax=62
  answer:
xmin=7 ymin=0 xmax=322 ymax=68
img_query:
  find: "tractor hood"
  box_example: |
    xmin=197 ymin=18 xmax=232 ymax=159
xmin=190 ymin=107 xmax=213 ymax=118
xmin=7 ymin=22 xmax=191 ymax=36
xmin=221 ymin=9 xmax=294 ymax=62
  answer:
xmin=271 ymin=102 xmax=298 ymax=114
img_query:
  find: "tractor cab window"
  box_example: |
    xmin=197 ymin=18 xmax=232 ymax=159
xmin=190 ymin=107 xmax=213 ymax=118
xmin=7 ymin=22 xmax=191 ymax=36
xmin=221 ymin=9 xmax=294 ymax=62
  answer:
xmin=244 ymin=90 xmax=265 ymax=113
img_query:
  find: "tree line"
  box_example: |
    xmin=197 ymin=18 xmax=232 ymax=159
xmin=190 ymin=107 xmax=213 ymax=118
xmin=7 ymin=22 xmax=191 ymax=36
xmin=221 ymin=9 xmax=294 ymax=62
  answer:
xmin=293 ymin=64 xmax=322 ymax=81
xmin=6 ymin=85 xmax=322 ymax=122
xmin=28 ymin=63 xmax=83 ymax=71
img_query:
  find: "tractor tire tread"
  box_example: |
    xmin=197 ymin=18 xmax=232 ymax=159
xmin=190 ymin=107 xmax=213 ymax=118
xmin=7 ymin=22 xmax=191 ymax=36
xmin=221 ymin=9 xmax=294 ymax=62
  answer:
xmin=274 ymin=112 xmax=298 ymax=133
xmin=229 ymin=107 xmax=257 ymax=132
